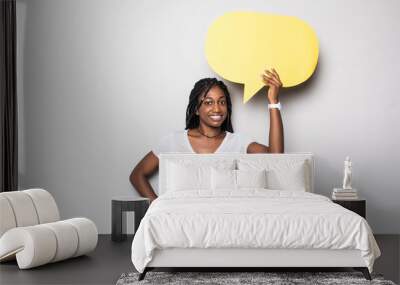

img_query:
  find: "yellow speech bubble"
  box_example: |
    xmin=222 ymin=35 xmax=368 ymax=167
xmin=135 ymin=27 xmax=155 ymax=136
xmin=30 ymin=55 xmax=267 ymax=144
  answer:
xmin=205 ymin=12 xmax=319 ymax=103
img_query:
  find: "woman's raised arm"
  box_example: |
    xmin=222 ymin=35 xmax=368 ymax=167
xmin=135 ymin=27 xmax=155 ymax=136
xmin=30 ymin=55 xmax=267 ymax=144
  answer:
xmin=247 ymin=68 xmax=284 ymax=154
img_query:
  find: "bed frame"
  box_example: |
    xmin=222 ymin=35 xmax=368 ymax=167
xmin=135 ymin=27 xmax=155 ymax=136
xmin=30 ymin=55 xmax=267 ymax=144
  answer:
xmin=140 ymin=248 xmax=371 ymax=280
xmin=138 ymin=153 xmax=372 ymax=281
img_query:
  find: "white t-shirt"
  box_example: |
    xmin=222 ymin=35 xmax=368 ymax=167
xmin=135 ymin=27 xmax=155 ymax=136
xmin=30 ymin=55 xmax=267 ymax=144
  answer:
xmin=152 ymin=130 xmax=255 ymax=158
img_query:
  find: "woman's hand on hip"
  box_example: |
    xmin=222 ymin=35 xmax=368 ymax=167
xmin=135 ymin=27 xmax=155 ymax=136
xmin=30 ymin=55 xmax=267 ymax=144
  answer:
xmin=261 ymin=68 xmax=282 ymax=104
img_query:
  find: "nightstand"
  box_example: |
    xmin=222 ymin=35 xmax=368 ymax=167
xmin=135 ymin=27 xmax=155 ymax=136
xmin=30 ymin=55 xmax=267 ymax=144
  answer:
xmin=332 ymin=199 xmax=366 ymax=218
xmin=111 ymin=196 xmax=149 ymax=242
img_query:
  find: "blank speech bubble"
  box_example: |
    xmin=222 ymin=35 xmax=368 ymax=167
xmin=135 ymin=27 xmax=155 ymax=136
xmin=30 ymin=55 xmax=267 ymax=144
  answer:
xmin=205 ymin=12 xmax=319 ymax=103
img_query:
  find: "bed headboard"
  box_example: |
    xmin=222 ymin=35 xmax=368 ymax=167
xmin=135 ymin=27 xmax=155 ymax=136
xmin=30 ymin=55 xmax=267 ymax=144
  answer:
xmin=159 ymin=153 xmax=315 ymax=195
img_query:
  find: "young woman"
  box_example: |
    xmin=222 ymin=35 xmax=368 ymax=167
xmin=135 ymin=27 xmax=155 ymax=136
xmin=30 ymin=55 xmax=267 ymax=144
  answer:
xmin=130 ymin=68 xmax=284 ymax=202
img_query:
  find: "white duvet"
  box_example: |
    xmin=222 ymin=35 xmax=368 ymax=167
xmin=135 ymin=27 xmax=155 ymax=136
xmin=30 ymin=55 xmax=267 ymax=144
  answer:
xmin=131 ymin=190 xmax=380 ymax=273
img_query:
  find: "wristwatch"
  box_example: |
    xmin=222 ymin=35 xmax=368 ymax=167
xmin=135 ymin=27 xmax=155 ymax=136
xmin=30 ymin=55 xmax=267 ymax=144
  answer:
xmin=268 ymin=102 xmax=281 ymax=110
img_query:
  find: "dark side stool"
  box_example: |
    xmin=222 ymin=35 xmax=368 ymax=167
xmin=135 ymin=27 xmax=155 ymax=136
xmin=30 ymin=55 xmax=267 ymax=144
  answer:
xmin=111 ymin=196 xmax=149 ymax=242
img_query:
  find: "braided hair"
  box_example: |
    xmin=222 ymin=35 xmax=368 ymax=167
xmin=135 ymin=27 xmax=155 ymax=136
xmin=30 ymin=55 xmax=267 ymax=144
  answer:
xmin=185 ymin=78 xmax=234 ymax=132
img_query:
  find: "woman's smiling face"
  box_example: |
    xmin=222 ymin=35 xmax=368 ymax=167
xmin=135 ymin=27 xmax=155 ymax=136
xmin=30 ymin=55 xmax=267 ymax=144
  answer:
xmin=196 ymin=85 xmax=228 ymax=128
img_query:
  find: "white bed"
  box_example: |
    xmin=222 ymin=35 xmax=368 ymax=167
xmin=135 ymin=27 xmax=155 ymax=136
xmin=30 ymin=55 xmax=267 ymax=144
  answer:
xmin=131 ymin=153 xmax=380 ymax=280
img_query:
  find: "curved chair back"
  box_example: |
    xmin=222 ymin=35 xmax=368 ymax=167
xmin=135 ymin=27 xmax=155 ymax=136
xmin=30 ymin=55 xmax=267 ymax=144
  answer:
xmin=0 ymin=189 xmax=60 ymax=237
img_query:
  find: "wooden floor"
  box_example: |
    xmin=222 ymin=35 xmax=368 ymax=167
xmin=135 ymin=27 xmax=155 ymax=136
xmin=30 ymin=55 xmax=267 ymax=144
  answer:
xmin=0 ymin=235 xmax=398 ymax=285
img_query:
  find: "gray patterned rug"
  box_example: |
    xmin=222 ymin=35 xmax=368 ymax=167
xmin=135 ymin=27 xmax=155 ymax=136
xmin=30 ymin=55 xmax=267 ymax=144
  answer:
xmin=116 ymin=271 xmax=396 ymax=285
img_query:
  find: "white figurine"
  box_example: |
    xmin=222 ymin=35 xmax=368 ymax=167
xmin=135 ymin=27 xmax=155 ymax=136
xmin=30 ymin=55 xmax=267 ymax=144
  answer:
xmin=342 ymin=156 xmax=352 ymax=190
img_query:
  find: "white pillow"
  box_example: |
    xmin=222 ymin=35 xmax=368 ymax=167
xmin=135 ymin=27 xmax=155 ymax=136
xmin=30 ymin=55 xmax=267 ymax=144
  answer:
xmin=211 ymin=168 xmax=267 ymax=190
xmin=166 ymin=162 xmax=210 ymax=191
xmin=211 ymin=168 xmax=236 ymax=190
xmin=166 ymin=158 xmax=235 ymax=192
xmin=266 ymin=162 xmax=306 ymax=191
xmin=166 ymin=158 xmax=236 ymax=171
xmin=236 ymin=169 xmax=267 ymax=189
xmin=238 ymin=158 xmax=308 ymax=191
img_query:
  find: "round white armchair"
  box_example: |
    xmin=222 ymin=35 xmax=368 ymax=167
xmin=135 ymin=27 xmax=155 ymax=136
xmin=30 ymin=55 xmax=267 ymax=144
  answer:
xmin=0 ymin=189 xmax=98 ymax=269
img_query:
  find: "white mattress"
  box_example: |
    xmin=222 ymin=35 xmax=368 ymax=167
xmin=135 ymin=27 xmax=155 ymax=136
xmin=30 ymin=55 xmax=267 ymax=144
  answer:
xmin=131 ymin=190 xmax=380 ymax=273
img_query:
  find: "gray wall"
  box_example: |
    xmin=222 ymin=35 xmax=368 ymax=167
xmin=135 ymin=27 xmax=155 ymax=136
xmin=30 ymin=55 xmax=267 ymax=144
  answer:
xmin=17 ymin=0 xmax=400 ymax=234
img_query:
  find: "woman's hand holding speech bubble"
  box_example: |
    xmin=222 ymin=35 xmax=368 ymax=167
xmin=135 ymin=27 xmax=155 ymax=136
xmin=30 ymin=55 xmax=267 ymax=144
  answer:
xmin=262 ymin=68 xmax=282 ymax=104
